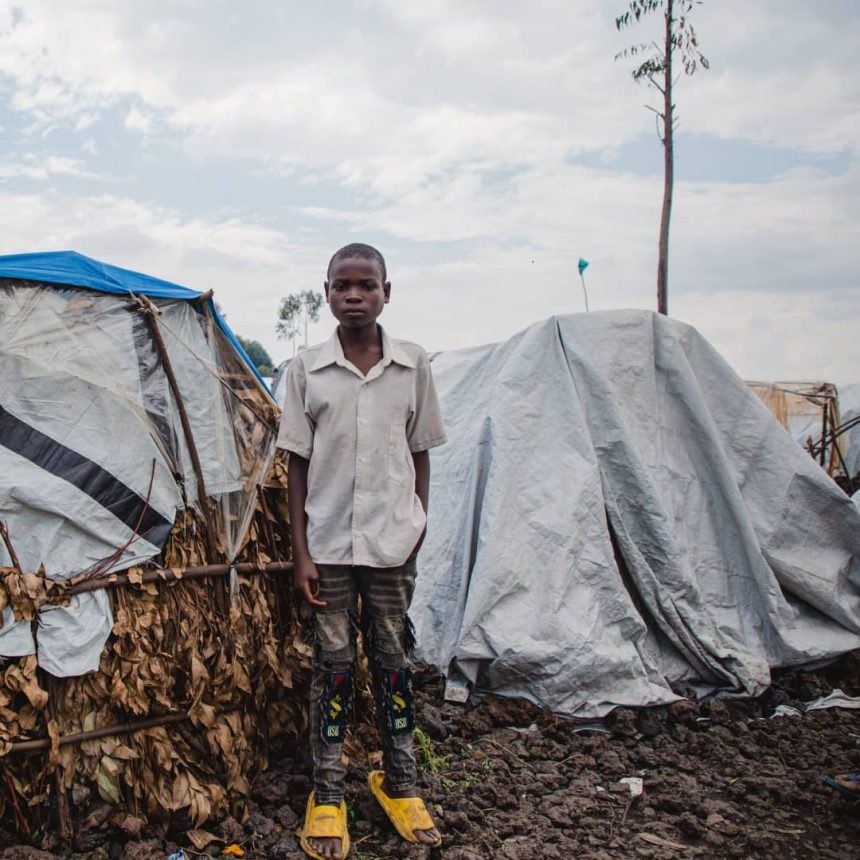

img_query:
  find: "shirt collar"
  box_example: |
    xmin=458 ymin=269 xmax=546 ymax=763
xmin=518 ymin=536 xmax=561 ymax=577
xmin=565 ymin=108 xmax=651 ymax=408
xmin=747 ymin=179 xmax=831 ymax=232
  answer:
xmin=310 ymin=325 xmax=416 ymax=372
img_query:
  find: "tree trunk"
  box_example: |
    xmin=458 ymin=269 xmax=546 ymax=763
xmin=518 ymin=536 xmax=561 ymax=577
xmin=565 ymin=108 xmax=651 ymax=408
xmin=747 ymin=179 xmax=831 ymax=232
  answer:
xmin=657 ymin=0 xmax=674 ymax=316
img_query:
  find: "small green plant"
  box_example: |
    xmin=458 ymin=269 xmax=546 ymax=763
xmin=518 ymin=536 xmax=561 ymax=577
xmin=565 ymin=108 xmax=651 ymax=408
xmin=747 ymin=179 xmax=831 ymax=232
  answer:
xmin=456 ymin=753 xmax=495 ymax=790
xmin=414 ymin=727 xmax=451 ymax=773
xmin=460 ymin=770 xmax=482 ymax=789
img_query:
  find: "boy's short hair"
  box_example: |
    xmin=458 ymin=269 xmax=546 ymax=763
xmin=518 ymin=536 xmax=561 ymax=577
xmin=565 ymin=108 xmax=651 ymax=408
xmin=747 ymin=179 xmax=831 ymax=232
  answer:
xmin=327 ymin=243 xmax=388 ymax=282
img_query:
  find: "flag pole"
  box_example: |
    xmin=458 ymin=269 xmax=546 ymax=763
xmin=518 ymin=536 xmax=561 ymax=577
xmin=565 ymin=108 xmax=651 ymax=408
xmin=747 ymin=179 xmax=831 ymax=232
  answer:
xmin=578 ymin=258 xmax=590 ymax=312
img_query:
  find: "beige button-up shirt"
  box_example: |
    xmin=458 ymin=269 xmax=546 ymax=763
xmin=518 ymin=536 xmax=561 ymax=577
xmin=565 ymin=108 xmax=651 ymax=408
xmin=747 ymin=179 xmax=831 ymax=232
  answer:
xmin=277 ymin=327 xmax=447 ymax=568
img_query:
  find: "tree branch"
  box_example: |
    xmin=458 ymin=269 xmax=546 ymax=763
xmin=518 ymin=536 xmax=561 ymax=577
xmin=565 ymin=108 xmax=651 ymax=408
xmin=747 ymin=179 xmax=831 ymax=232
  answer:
xmin=646 ymin=73 xmax=665 ymax=94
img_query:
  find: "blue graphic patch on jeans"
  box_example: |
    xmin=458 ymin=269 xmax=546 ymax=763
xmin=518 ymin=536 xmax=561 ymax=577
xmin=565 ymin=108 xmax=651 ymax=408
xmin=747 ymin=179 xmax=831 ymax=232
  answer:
xmin=320 ymin=670 xmax=352 ymax=745
xmin=383 ymin=667 xmax=414 ymax=735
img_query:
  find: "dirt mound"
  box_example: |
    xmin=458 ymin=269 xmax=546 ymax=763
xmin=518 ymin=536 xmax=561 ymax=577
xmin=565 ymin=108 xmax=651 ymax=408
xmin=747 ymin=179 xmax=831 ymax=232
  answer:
xmin=4 ymin=657 xmax=860 ymax=858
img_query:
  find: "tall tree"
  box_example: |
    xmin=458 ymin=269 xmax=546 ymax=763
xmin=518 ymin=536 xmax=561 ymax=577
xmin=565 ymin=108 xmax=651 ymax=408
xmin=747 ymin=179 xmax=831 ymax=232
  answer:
xmin=276 ymin=289 xmax=324 ymax=355
xmin=616 ymin=0 xmax=708 ymax=315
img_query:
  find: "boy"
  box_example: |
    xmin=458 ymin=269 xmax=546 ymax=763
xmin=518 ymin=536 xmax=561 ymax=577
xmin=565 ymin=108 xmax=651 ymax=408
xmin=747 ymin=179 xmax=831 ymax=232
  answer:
xmin=278 ymin=243 xmax=446 ymax=860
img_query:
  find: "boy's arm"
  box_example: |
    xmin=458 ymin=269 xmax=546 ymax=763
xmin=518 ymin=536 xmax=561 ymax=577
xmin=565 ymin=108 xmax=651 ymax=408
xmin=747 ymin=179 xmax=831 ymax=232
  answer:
xmin=287 ymin=453 xmax=326 ymax=606
xmin=411 ymin=449 xmax=430 ymax=555
xmin=413 ymin=450 xmax=430 ymax=513
xmin=407 ymin=349 xmax=447 ymax=557
xmin=278 ymin=358 xmax=324 ymax=605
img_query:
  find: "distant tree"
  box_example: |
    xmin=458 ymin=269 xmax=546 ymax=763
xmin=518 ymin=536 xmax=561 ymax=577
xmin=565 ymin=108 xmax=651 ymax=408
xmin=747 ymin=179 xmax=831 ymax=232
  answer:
xmin=236 ymin=335 xmax=274 ymax=377
xmin=275 ymin=293 xmax=303 ymax=355
xmin=616 ymin=0 xmax=708 ymax=315
xmin=276 ymin=290 xmax=323 ymax=355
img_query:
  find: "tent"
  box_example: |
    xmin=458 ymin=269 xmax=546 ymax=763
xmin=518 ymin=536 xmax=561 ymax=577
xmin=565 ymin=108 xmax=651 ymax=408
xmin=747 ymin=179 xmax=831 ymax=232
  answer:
xmin=413 ymin=311 xmax=860 ymax=717
xmin=0 ymin=251 xmax=277 ymax=676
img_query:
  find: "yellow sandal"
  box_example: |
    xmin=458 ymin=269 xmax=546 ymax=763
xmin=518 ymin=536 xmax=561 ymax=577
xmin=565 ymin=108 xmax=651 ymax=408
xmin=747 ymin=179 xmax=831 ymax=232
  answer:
xmin=368 ymin=770 xmax=442 ymax=847
xmin=300 ymin=792 xmax=350 ymax=860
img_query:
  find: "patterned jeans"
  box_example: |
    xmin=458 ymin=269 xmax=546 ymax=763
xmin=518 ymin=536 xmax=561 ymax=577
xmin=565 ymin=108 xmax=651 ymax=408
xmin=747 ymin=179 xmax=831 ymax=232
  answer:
xmin=310 ymin=556 xmax=418 ymax=805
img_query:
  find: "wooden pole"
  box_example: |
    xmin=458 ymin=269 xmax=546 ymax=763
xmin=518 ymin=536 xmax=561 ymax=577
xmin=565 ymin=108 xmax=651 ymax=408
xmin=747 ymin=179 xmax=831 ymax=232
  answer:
xmin=657 ymin=0 xmax=674 ymax=316
xmin=0 ymin=520 xmax=22 ymax=571
xmin=66 ymin=560 xmax=293 ymax=596
xmin=7 ymin=704 xmax=242 ymax=757
xmin=44 ymin=675 xmax=72 ymax=839
xmin=135 ymin=295 xmax=220 ymax=561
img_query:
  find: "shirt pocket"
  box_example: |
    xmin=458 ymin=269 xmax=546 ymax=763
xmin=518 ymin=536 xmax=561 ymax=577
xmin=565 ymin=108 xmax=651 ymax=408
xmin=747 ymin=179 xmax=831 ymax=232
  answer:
xmin=387 ymin=424 xmax=412 ymax=486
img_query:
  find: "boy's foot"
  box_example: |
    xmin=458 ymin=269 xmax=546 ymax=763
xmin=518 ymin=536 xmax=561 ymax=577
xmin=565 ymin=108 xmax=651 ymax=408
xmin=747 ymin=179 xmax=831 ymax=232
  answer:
xmin=368 ymin=770 xmax=442 ymax=846
xmin=300 ymin=793 xmax=350 ymax=860
xmin=382 ymin=778 xmax=442 ymax=845
xmin=822 ymin=772 xmax=860 ymax=800
xmin=305 ymin=835 xmax=344 ymax=860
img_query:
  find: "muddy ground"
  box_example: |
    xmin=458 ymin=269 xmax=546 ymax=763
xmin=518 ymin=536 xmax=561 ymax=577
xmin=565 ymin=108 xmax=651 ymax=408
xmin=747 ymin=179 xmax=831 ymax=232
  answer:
xmin=4 ymin=655 xmax=860 ymax=860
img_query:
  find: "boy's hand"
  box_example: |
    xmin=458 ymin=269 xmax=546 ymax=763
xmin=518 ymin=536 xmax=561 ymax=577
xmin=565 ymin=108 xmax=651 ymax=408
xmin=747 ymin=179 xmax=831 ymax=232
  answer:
xmin=294 ymin=556 xmax=326 ymax=606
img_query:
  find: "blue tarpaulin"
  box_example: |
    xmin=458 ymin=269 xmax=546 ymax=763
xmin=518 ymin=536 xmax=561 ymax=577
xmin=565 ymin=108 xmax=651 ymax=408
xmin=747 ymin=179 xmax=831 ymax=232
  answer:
xmin=0 ymin=250 xmax=269 ymax=393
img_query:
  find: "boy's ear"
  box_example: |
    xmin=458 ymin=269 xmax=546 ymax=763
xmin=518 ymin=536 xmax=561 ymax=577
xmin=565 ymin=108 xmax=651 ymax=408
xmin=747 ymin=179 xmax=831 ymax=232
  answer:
xmin=323 ymin=281 xmax=330 ymax=302
xmin=383 ymin=281 xmax=391 ymax=303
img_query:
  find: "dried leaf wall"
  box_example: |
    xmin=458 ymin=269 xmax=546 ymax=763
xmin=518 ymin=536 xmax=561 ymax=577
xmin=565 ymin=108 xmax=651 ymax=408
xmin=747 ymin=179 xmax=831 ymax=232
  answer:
xmin=0 ymin=458 xmax=309 ymax=839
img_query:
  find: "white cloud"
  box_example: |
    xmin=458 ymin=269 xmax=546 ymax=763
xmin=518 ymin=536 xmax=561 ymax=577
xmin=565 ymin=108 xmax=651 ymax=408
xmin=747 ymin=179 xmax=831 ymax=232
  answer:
xmin=74 ymin=112 xmax=98 ymax=132
xmin=0 ymin=0 xmax=856 ymax=385
xmin=0 ymin=187 xmax=317 ymax=353
xmin=124 ymin=105 xmax=154 ymax=134
xmin=0 ymin=153 xmax=96 ymax=181
xmin=3 ymin=1 xmax=855 ymax=171
xmin=674 ymin=288 xmax=860 ymax=387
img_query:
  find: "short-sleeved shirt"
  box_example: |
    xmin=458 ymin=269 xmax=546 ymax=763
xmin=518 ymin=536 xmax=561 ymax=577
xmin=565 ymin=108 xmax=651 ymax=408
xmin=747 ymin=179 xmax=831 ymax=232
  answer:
xmin=277 ymin=326 xmax=447 ymax=568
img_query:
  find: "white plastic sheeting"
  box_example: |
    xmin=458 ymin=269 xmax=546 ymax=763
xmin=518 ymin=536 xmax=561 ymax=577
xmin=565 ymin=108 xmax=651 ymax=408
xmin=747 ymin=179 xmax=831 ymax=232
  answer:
xmin=414 ymin=311 xmax=860 ymax=716
xmin=0 ymin=281 xmax=275 ymax=676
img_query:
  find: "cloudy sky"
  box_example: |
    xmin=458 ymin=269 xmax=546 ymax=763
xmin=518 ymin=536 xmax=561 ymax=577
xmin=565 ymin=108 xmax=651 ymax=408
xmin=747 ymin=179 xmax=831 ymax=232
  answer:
xmin=0 ymin=0 xmax=857 ymax=382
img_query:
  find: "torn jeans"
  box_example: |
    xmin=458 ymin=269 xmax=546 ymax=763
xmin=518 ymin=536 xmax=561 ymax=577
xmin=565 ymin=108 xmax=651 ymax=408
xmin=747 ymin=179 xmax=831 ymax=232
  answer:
xmin=310 ymin=556 xmax=417 ymax=805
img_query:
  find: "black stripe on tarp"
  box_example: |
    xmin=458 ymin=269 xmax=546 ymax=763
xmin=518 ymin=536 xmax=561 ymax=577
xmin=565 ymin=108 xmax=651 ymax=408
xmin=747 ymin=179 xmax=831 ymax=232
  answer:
xmin=0 ymin=404 xmax=173 ymax=548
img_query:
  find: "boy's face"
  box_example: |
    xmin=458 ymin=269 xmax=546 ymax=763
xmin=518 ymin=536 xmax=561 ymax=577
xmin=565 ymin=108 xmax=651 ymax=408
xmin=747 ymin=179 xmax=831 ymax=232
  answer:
xmin=325 ymin=256 xmax=390 ymax=329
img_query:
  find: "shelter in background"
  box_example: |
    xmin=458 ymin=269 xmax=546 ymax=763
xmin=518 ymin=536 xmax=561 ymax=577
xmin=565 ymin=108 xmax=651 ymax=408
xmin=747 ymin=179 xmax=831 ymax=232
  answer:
xmin=837 ymin=384 xmax=860 ymax=483
xmin=414 ymin=312 xmax=860 ymax=717
xmin=748 ymin=381 xmax=848 ymax=478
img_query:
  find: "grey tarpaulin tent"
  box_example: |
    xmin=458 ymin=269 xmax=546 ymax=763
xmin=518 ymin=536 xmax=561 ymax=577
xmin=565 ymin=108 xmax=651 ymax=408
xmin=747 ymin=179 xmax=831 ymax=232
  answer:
xmin=413 ymin=311 xmax=860 ymax=717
